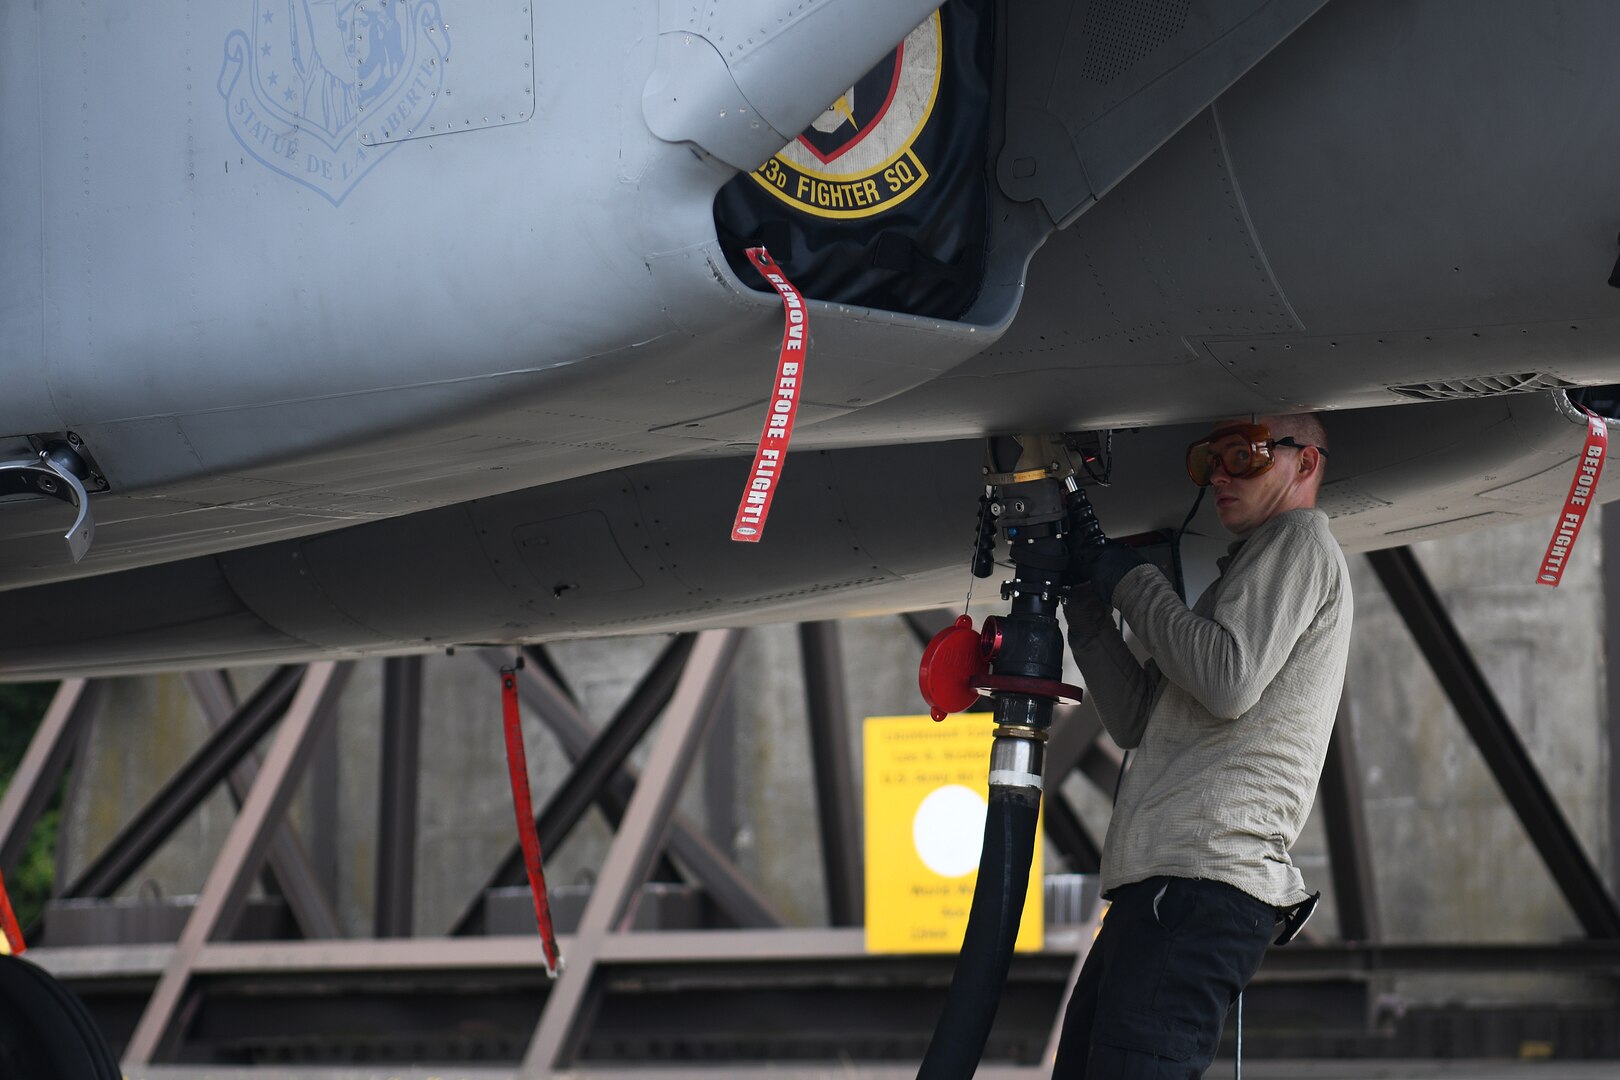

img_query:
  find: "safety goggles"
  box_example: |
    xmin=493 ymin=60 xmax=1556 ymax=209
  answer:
xmin=1185 ymin=423 xmax=1325 ymax=487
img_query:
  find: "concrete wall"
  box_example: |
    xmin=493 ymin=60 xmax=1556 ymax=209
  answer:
xmin=58 ymin=675 xmax=239 ymax=900
xmin=1344 ymin=513 xmax=1612 ymax=946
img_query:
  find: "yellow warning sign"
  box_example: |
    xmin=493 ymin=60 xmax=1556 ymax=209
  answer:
xmin=864 ymin=713 xmax=1042 ymax=954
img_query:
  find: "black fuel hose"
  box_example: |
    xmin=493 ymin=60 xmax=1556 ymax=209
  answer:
xmin=916 ymin=785 xmax=1041 ymax=1079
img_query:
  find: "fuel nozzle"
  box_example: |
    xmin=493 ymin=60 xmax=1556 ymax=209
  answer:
xmin=920 ymin=435 xmax=1086 ymax=726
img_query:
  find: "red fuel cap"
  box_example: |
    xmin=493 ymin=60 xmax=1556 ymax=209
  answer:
xmin=918 ymin=614 xmax=990 ymax=722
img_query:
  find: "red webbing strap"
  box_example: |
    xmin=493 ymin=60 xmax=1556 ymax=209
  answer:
xmin=730 ymin=246 xmax=809 ymax=543
xmin=0 ymin=864 xmax=25 ymax=956
xmin=500 ymin=668 xmax=561 ymax=977
xmin=1536 ymin=409 xmax=1608 ymax=587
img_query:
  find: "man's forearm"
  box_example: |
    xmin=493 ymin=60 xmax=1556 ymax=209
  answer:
xmin=1064 ymin=601 xmax=1155 ymax=749
xmin=1111 ymin=527 xmax=1334 ymax=721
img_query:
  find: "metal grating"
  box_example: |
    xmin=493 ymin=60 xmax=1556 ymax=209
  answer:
xmin=1388 ymin=372 xmax=1572 ymax=401
xmin=1080 ymin=0 xmax=1191 ymax=85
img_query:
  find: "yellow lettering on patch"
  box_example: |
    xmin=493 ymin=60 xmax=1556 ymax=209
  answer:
xmin=750 ymin=148 xmax=932 ymax=221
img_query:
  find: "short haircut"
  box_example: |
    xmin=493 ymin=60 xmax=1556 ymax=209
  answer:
xmin=1262 ymin=412 xmax=1327 ymax=452
xmin=1257 ymin=412 xmax=1328 ymax=490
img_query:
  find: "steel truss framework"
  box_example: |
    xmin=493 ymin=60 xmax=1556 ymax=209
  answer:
xmin=0 ymin=548 xmax=1618 ymax=1074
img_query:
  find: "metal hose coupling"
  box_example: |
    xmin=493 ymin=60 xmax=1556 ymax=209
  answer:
xmin=987 ymin=725 xmax=1046 ymax=795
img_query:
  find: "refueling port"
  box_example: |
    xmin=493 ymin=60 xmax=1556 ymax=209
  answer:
xmin=978 ymin=617 xmax=1003 ymax=660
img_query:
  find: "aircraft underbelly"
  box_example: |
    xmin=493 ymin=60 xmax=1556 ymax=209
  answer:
xmin=818 ymin=0 xmax=1620 ymax=443
xmin=0 ymin=392 xmax=1614 ymax=679
xmin=8 ymin=0 xmax=1620 ymax=640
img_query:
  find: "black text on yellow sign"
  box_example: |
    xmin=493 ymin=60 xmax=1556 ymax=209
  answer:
xmin=863 ymin=714 xmax=1042 ymax=954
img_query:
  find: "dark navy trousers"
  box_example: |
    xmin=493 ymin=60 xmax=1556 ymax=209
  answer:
xmin=1052 ymin=876 xmax=1277 ymax=1078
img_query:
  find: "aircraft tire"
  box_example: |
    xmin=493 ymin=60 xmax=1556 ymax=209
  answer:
xmin=0 ymin=954 xmax=122 ymax=1079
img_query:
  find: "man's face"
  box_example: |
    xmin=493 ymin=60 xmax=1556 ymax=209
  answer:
xmin=1208 ymin=437 xmax=1304 ymax=536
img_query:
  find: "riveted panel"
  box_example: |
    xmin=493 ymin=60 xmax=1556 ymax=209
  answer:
xmin=356 ymin=0 xmax=535 ymax=147
xmin=513 ymin=511 xmax=644 ymax=597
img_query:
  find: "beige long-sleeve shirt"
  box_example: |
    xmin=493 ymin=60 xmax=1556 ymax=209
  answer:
xmin=1065 ymin=507 xmax=1352 ymax=908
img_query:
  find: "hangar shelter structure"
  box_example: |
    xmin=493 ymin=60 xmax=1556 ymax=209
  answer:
xmin=2 ymin=528 xmax=1620 ymax=1075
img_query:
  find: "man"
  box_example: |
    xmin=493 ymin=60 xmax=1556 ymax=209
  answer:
xmin=1052 ymin=413 xmax=1352 ymax=1077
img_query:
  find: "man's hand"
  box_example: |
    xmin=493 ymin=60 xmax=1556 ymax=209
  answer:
xmin=1062 ymin=493 xmax=1148 ymax=605
xmin=1069 ymin=539 xmax=1147 ymax=606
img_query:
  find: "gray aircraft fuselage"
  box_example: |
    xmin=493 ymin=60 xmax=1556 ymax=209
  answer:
xmin=5 ymin=0 xmax=1620 ymax=675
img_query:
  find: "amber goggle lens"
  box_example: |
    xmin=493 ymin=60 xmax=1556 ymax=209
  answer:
xmin=1185 ymin=424 xmax=1275 ymax=486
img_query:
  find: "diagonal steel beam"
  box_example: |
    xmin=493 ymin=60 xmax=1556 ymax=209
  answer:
xmin=1047 ymin=698 xmax=1123 ymax=798
xmin=798 ymin=621 xmax=863 ymax=926
xmin=184 ymin=670 xmax=287 ymax=908
xmin=703 ymin=681 xmax=739 ymax=858
xmin=524 ymin=643 xmax=577 ymax=705
xmin=1078 ymin=742 xmax=1124 ymax=796
xmin=1047 ymin=701 xmax=1108 ymax=782
xmin=576 ymin=630 xmax=743 ymax=935
xmin=520 ymin=645 xmax=684 ymax=885
xmin=0 ymin=679 xmax=98 ymax=878
xmin=1318 ymin=694 xmax=1380 ymax=942
xmin=522 ymin=630 xmax=743 ymax=1075
xmin=1042 ymin=790 xmax=1102 ymax=872
xmin=513 ymin=647 xmax=772 ymax=911
xmin=1368 ymin=546 xmax=1620 ymax=938
xmin=450 ymin=636 xmax=696 ymax=936
xmin=479 ymin=648 xmax=785 ymax=930
xmin=522 ymin=636 xmax=692 ymax=857
xmin=1042 ymin=703 xmax=1111 ymax=872
xmin=58 ymin=666 xmax=305 ymax=902
xmin=903 ymin=609 xmax=955 ymax=648
xmin=121 ymin=662 xmax=351 ymax=1067
xmin=183 ymin=671 xmax=340 ymax=941
xmin=375 ymin=655 xmax=423 ymax=938
xmin=1604 ymin=508 xmax=1620 ymax=914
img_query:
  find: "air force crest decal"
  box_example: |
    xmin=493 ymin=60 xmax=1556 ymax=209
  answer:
xmin=220 ymin=0 xmax=449 ymax=205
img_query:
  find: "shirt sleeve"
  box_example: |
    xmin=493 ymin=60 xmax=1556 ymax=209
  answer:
xmin=1111 ymin=520 xmax=1338 ymax=721
xmin=1063 ymin=591 xmax=1162 ymax=749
